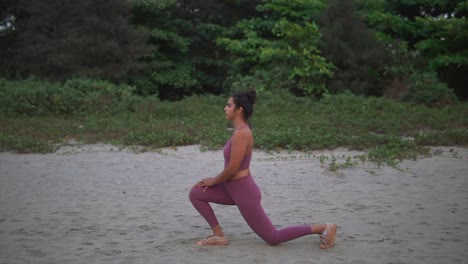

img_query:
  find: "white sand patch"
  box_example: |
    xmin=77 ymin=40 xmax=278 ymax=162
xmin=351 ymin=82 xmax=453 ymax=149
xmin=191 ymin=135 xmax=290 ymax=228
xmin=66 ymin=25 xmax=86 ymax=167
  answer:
xmin=0 ymin=145 xmax=467 ymax=264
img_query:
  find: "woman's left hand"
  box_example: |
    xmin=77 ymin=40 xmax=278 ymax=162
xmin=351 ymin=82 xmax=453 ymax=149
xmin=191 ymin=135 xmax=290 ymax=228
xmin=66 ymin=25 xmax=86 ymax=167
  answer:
xmin=193 ymin=177 xmax=216 ymax=191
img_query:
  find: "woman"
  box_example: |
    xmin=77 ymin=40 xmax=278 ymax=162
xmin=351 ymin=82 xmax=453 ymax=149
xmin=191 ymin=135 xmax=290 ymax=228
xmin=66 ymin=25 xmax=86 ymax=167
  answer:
xmin=189 ymin=90 xmax=337 ymax=248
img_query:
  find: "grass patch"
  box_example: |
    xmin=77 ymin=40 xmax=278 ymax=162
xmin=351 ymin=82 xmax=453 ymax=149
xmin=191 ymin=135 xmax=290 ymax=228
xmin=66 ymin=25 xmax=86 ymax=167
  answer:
xmin=1 ymin=91 xmax=467 ymax=165
xmin=0 ymin=133 xmax=58 ymax=153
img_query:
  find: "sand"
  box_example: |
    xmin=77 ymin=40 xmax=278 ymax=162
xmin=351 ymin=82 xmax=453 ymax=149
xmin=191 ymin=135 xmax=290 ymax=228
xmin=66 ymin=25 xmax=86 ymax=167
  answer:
xmin=0 ymin=144 xmax=467 ymax=264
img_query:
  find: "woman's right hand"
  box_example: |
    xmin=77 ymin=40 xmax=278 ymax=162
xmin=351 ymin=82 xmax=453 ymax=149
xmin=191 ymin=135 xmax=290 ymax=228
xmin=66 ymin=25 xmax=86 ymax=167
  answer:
xmin=192 ymin=177 xmax=215 ymax=191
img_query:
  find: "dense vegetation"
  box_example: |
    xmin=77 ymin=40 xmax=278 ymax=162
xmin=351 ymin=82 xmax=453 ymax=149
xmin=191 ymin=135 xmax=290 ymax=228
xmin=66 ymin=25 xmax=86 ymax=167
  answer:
xmin=1 ymin=0 xmax=466 ymax=100
xmin=0 ymin=1 xmax=467 ymax=165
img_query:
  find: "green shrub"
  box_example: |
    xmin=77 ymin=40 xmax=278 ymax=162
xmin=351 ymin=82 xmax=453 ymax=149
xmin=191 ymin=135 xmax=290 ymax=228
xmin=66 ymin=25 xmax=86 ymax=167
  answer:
xmin=0 ymin=78 xmax=142 ymax=116
xmin=0 ymin=78 xmax=82 ymax=116
xmin=63 ymin=79 xmax=141 ymax=113
xmin=405 ymin=71 xmax=458 ymax=107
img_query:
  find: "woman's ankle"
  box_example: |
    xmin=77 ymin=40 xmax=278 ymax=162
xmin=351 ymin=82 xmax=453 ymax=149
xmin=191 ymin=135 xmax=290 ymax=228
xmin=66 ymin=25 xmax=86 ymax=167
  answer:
xmin=212 ymin=225 xmax=225 ymax=237
xmin=311 ymin=224 xmax=327 ymax=234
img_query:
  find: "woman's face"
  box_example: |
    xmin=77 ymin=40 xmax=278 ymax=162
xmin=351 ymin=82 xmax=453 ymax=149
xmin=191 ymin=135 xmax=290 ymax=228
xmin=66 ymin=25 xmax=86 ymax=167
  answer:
xmin=224 ymin=97 xmax=237 ymax=120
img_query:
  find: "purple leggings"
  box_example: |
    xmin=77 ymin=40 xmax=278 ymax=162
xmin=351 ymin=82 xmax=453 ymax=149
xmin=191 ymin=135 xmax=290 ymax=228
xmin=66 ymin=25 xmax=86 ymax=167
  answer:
xmin=189 ymin=174 xmax=312 ymax=245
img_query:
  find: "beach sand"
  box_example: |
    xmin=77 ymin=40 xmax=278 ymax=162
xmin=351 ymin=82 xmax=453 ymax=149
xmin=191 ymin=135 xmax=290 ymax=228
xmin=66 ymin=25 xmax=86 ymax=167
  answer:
xmin=0 ymin=144 xmax=467 ymax=264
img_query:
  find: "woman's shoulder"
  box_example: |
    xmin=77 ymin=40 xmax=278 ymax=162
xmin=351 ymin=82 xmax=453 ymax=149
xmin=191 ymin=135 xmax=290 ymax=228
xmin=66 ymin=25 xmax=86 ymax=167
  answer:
xmin=233 ymin=127 xmax=252 ymax=139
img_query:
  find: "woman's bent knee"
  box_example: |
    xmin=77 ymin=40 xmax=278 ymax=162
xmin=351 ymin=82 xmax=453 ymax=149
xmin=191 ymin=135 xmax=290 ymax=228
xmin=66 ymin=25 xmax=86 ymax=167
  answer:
xmin=266 ymin=240 xmax=279 ymax=246
xmin=189 ymin=187 xmax=201 ymax=201
xmin=188 ymin=187 xmax=196 ymax=201
xmin=257 ymin=234 xmax=280 ymax=246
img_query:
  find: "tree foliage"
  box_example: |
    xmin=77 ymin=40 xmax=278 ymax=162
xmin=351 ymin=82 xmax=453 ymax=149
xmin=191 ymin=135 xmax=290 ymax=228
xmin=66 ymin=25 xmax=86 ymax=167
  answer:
xmin=130 ymin=0 xmax=196 ymax=99
xmin=0 ymin=0 xmax=153 ymax=81
xmin=317 ymin=0 xmax=389 ymax=96
xmin=129 ymin=0 xmax=261 ymax=100
xmin=0 ymin=0 xmax=466 ymax=102
xmin=356 ymin=0 xmax=468 ymax=99
xmin=217 ymin=0 xmax=333 ymax=97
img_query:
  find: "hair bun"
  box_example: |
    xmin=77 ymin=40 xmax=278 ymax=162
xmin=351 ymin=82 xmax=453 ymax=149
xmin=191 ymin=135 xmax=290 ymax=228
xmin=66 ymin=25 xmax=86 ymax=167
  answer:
xmin=247 ymin=89 xmax=256 ymax=104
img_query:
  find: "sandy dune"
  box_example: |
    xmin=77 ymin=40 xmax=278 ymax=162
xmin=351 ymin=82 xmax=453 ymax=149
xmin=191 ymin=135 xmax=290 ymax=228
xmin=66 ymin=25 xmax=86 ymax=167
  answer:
xmin=0 ymin=144 xmax=467 ymax=264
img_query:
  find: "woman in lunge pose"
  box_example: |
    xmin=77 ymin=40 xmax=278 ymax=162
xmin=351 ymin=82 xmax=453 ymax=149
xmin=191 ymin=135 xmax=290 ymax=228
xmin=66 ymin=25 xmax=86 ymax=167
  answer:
xmin=189 ymin=90 xmax=337 ymax=248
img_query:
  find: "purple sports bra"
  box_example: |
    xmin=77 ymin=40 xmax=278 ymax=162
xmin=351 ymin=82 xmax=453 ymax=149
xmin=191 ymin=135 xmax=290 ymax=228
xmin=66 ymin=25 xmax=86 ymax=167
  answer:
xmin=223 ymin=132 xmax=252 ymax=170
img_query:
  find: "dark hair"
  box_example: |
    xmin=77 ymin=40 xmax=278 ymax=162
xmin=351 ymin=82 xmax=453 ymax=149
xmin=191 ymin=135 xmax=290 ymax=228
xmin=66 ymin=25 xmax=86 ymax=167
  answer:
xmin=232 ymin=89 xmax=256 ymax=122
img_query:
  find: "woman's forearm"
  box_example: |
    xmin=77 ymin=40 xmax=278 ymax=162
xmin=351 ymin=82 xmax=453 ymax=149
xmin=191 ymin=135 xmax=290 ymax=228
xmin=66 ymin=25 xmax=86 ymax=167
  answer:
xmin=212 ymin=168 xmax=237 ymax=184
